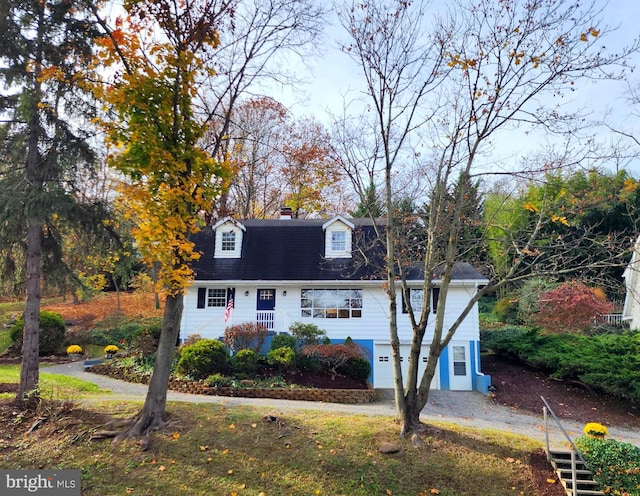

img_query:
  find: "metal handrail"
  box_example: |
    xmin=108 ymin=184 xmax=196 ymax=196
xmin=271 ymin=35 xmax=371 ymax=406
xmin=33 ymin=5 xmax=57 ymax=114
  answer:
xmin=541 ymin=395 xmax=590 ymax=496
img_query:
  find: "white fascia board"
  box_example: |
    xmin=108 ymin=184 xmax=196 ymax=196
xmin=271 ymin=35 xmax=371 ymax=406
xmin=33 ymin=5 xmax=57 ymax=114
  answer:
xmin=212 ymin=217 xmax=246 ymax=231
xmin=322 ymin=215 xmax=355 ymax=230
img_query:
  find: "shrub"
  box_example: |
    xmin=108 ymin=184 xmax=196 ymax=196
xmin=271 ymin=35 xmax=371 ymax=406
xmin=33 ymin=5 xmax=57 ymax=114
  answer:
xmin=288 ymin=322 xmax=326 ymax=345
xmin=229 ymin=349 xmax=260 ymax=375
xmin=223 ymin=323 xmax=268 ymax=353
xmin=480 ymin=326 xmax=529 ymax=353
xmin=302 ymin=343 xmax=365 ymax=378
xmin=487 ymin=329 xmax=640 ymax=403
xmin=267 ymin=346 xmax=296 ymax=370
xmin=10 ymin=311 xmax=67 ymax=356
xmin=177 ymin=339 xmax=228 ymax=380
xmin=130 ymin=326 xmax=161 ymax=355
xmin=492 ymin=298 xmax=520 ymax=324
xmin=204 ymin=373 xmax=232 ymax=387
xmin=534 ymin=281 xmax=613 ymax=334
xmin=517 ymin=278 xmax=558 ymax=325
xmin=292 ymin=351 xmax=321 ymax=373
xmin=271 ymin=333 xmax=297 ymax=351
xmin=337 ymin=356 xmax=371 ymax=383
xmin=575 ymin=436 xmax=640 ymax=495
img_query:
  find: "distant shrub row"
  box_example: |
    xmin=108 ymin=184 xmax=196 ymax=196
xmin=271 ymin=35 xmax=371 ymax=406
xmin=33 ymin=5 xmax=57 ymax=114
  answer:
xmin=483 ymin=326 xmax=640 ymax=403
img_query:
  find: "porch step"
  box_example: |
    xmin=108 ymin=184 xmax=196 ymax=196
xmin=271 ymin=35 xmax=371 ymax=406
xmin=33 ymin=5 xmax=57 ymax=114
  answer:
xmin=547 ymin=449 xmax=605 ymax=496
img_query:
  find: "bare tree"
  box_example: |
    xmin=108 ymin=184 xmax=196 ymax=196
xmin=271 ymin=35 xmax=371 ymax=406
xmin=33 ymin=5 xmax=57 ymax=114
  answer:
xmin=336 ymin=0 xmax=639 ymax=436
xmin=199 ymin=0 xmax=327 ymax=217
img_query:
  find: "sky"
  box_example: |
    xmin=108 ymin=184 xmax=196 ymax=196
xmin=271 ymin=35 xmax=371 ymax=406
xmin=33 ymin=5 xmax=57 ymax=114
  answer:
xmin=271 ymin=0 xmax=640 ymax=178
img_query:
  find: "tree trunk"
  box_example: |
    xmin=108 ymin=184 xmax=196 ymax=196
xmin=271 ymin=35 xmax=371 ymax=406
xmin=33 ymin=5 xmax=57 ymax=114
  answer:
xmin=16 ymin=221 xmax=42 ymax=404
xmin=16 ymin=2 xmax=45 ymax=405
xmin=115 ymin=292 xmax=183 ymax=440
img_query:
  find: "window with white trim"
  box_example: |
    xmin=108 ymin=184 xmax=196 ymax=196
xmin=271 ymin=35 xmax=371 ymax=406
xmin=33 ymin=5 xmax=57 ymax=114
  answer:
xmin=221 ymin=231 xmax=236 ymax=251
xmin=207 ymin=288 xmax=228 ymax=307
xmin=301 ymin=289 xmax=362 ymax=318
xmin=331 ymin=231 xmax=346 ymax=251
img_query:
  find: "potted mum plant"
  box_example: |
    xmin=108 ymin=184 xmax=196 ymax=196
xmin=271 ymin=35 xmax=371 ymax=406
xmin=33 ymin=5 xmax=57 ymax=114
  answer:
xmin=583 ymin=422 xmax=608 ymax=439
xmin=104 ymin=344 xmax=119 ymax=359
xmin=66 ymin=345 xmax=83 ymax=359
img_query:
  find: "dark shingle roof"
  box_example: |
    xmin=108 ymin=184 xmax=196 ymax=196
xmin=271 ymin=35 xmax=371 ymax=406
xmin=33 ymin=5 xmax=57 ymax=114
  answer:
xmin=191 ymin=218 xmax=487 ymax=282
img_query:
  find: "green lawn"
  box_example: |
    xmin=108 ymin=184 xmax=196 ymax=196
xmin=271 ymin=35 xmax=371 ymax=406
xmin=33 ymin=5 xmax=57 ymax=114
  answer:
xmin=0 ymin=364 xmax=106 ymax=398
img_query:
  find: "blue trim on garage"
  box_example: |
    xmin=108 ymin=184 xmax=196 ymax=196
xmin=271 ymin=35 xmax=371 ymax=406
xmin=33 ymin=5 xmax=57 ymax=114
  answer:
xmin=439 ymin=346 xmax=450 ymax=390
xmin=471 ymin=340 xmax=492 ymax=393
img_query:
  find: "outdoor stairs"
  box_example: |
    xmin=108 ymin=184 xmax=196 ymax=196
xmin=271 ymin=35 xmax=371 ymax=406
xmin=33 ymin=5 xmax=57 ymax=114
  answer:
xmin=547 ymin=448 xmax=605 ymax=496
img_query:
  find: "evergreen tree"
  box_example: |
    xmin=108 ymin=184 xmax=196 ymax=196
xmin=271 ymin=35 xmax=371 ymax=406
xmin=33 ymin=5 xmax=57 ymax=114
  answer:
xmin=0 ymin=0 xmax=104 ymax=403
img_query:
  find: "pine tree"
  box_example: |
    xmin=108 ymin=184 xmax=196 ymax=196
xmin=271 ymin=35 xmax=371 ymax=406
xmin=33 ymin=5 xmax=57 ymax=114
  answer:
xmin=0 ymin=0 xmax=103 ymax=403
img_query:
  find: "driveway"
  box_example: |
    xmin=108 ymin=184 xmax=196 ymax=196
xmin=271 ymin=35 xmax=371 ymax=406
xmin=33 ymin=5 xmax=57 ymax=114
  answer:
xmin=45 ymin=360 xmax=640 ymax=447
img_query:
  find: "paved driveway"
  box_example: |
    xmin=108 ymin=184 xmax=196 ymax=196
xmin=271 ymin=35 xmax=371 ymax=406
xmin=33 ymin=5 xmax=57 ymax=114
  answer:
xmin=45 ymin=360 xmax=640 ymax=447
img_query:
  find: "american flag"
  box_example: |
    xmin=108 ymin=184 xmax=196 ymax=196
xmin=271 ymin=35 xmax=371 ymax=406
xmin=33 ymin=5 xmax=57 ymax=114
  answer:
xmin=224 ymin=291 xmax=234 ymax=323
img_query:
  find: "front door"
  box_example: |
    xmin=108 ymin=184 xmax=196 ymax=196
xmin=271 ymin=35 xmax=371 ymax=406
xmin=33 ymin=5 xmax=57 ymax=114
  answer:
xmin=256 ymin=288 xmax=276 ymax=329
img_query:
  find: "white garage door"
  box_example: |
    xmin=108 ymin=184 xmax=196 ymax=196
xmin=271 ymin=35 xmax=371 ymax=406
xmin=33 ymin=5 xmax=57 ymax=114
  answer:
xmin=373 ymin=343 xmax=439 ymax=390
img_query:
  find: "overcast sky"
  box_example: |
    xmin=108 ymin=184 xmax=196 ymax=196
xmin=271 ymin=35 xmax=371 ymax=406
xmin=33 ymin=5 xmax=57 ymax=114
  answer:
xmin=272 ymin=0 xmax=640 ymax=177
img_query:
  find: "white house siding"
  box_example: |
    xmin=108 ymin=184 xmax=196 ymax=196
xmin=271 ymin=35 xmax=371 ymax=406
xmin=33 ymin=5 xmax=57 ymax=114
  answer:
xmin=179 ymin=280 xmax=485 ymax=391
xmin=180 ymin=282 xmax=480 ymax=342
xmin=623 ymin=234 xmax=640 ymax=330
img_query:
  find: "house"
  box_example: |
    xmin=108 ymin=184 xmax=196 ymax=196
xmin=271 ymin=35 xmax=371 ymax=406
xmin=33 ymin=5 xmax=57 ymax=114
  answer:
xmin=622 ymin=234 xmax=640 ymax=330
xmin=179 ymin=212 xmax=491 ymax=392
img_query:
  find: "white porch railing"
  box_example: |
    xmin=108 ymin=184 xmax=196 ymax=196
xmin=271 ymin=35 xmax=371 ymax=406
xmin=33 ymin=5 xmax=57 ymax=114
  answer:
xmin=596 ymin=313 xmax=625 ymax=326
xmin=225 ymin=310 xmax=293 ymax=332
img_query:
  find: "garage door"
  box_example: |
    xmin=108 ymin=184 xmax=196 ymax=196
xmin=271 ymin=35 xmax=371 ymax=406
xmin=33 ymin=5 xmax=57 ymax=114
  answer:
xmin=373 ymin=343 xmax=439 ymax=390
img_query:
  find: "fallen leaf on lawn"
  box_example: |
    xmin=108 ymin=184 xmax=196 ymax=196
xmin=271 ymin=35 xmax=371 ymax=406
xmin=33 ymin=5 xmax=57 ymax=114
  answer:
xmin=251 ymin=423 xmax=257 ymax=428
xmin=126 ymin=489 xmax=133 ymax=494
xmin=258 ymin=493 xmax=266 ymax=496
xmin=172 ymin=432 xmax=180 ymax=439
xmin=229 ymin=423 xmax=236 ymax=430
xmin=506 ymin=457 xmax=515 ymax=463
xmin=228 ymin=469 xmax=234 ymax=475
xmin=430 ymin=489 xmax=440 ymax=495
xmin=158 ymin=465 xmax=166 ymax=472
xmin=199 ymin=445 xmax=208 ymax=451
xmin=546 ymin=478 xmax=557 ymax=484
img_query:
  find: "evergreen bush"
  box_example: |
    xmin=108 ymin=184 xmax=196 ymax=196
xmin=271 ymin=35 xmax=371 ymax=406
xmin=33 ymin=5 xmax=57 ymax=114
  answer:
xmin=270 ymin=333 xmax=297 ymax=351
xmin=177 ymin=339 xmax=228 ymax=380
xmin=229 ymin=349 xmax=260 ymax=375
xmin=337 ymin=356 xmax=371 ymax=383
xmin=267 ymin=346 xmax=295 ymax=370
xmin=10 ymin=311 xmax=66 ymax=356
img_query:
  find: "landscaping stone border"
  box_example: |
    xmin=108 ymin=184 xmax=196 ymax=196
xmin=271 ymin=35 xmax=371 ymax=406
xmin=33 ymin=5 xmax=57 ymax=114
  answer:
xmin=88 ymin=363 xmax=377 ymax=404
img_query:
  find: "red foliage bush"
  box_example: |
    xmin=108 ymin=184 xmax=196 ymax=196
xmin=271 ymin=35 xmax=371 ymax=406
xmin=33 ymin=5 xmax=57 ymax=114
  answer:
xmin=534 ymin=281 xmax=613 ymax=333
xmin=301 ymin=343 xmax=365 ymax=378
xmin=223 ymin=322 xmax=268 ymax=353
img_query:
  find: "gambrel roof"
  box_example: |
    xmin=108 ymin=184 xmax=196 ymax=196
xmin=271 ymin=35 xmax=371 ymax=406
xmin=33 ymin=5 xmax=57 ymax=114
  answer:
xmin=190 ymin=217 xmax=487 ymax=283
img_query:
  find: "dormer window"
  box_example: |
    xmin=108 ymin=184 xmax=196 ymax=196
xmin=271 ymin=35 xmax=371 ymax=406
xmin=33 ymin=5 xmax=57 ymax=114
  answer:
xmin=221 ymin=231 xmax=236 ymax=251
xmin=213 ymin=218 xmax=245 ymax=258
xmin=323 ymin=216 xmax=355 ymax=259
xmin=331 ymin=231 xmax=346 ymax=252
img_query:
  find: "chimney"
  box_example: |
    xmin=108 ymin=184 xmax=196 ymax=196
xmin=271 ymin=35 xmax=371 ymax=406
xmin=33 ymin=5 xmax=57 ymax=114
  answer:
xmin=279 ymin=206 xmax=293 ymax=220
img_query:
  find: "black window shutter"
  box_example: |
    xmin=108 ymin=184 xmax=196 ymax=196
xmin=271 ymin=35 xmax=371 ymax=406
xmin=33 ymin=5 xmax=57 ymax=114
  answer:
xmin=197 ymin=287 xmax=206 ymax=308
xmin=432 ymin=287 xmax=440 ymax=314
